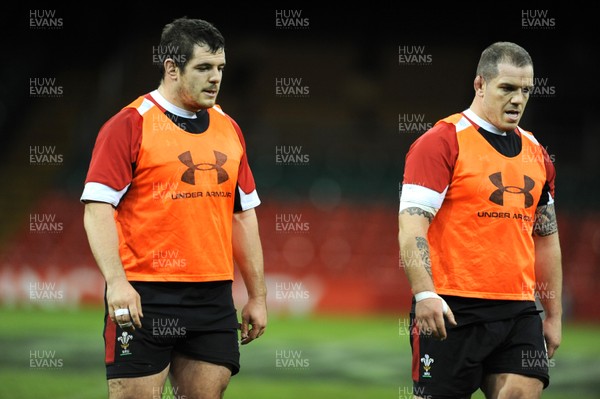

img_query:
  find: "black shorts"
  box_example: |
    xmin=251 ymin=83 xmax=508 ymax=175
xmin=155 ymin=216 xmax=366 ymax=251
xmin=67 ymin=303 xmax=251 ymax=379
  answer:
xmin=103 ymin=281 xmax=241 ymax=379
xmin=409 ymin=313 xmax=550 ymax=398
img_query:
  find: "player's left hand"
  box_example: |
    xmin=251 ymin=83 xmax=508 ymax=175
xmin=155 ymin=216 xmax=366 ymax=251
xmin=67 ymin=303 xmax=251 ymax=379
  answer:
xmin=543 ymin=315 xmax=561 ymax=358
xmin=240 ymin=296 xmax=267 ymax=345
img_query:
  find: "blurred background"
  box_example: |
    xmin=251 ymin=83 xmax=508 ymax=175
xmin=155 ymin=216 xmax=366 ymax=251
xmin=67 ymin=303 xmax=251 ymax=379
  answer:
xmin=1 ymin=3 xmax=598 ymax=398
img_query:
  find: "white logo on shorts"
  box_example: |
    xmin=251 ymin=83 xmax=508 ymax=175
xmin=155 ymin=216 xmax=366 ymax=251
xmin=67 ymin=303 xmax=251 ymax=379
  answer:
xmin=421 ymin=354 xmax=434 ymax=378
xmin=117 ymin=332 xmax=133 ymax=356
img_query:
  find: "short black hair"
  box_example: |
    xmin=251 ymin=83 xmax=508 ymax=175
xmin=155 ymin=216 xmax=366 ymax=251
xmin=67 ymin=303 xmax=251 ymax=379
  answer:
xmin=156 ymin=17 xmax=225 ymax=76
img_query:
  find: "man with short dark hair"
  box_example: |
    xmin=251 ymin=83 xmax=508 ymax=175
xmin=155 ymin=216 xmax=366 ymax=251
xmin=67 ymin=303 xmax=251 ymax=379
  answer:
xmin=82 ymin=17 xmax=267 ymax=399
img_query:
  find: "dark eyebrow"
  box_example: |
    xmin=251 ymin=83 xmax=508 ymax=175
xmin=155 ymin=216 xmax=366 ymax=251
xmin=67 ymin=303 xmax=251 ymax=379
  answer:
xmin=193 ymin=62 xmax=225 ymax=69
xmin=499 ymin=81 xmax=529 ymax=88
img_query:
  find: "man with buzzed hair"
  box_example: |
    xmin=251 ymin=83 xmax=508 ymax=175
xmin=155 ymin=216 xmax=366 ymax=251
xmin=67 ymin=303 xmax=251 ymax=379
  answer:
xmin=399 ymin=42 xmax=562 ymax=398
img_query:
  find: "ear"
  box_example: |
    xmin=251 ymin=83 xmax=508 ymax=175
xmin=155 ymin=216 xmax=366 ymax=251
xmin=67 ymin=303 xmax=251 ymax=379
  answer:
xmin=474 ymin=75 xmax=485 ymax=97
xmin=163 ymin=58 xmax=179 ymax=81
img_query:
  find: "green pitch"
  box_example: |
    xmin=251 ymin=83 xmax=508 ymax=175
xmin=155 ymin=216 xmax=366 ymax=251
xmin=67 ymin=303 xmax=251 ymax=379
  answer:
xmin=0 ymin=306 xmax=599 ymax=398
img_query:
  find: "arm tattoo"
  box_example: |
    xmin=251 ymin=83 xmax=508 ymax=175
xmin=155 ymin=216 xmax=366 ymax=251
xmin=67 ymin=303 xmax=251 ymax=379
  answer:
xmin=400 ymin=207 xmax=434 ymax=223
xmin=415 ymin=236 xmax=432 ymax=277
xmin=533 ymin=203 xmax=558 ymax=237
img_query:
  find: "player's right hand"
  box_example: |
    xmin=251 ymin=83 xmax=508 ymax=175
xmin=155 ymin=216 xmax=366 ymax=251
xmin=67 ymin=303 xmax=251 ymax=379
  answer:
xmin=415 ymin=298 xmax=457 ymax=340
xmin=106 ymin=277 xmax=143 ymax=333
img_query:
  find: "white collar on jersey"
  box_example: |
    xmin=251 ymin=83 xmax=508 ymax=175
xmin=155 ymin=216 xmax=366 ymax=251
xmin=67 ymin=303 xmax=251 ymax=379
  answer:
xmin=463 ymin=109 xmax=508 ymax=136
xmin=149 ymin=90 xmax=198 ymax=119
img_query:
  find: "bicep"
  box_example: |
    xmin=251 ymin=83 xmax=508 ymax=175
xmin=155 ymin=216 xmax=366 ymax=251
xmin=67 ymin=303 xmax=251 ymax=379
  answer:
xmin=533 ymin=203 xmax=558 ymax=237
xmin=84 ymin=202 xmax=117 ymax=231
xmin=399 ymin=207 xmax=433 ymax=237
xmin=232 ymin=208 xmax=260 ymax=238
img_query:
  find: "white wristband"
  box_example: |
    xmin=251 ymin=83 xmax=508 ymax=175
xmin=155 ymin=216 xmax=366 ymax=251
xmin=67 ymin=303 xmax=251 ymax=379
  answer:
xmin=415 ymin=291 xmax=449 ymax=314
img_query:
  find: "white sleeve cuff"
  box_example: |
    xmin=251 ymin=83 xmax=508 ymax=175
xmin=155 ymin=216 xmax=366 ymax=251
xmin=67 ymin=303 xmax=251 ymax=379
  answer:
xmin=238 ymin=188 xmax=261 ymax=211
xmin=399 ymin=184 xmax=447 ymax=214
xmin=80 ymin=182 xmax=130 ymax=207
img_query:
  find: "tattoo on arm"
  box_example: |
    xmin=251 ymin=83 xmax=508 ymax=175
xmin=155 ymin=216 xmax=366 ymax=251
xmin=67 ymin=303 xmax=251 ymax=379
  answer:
xmin=533 ymin=204 xmax=558 ymax=237
xmin=400 ymin=207 xmax=434 ymax=223
xmin=415 ymin=236 xmax=432 ymax=277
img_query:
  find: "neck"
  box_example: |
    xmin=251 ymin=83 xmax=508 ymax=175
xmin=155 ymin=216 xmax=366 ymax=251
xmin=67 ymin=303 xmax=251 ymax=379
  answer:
xmin=151 ymin=88 xmax=198 ymax=118
xmin=157 ymin=84 xmax=181 ymax=108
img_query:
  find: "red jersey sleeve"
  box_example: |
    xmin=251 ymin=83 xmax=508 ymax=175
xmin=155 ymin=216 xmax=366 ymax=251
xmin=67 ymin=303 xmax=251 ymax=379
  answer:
xmin=223 ymin=113 xmax=261 ymax=212
xmin=542 ymin=146 xmax=556 ymax=199
xmin=536 ymin=145 xmax=556 ymax=206
xmin=402 ymin=122 xmax=459 ymax=193
xmin=84 ymin=107 xmax=143 ymax=191
xmin=225 ymin=114 xmax=257 ymax=194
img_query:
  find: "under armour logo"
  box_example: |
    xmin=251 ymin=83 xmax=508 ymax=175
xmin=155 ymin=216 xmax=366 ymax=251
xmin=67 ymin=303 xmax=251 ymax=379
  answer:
xmin=488 ymin=172 xmax=535 ymax=208
xmin=178 ymin=150 xmax=229 ymax=185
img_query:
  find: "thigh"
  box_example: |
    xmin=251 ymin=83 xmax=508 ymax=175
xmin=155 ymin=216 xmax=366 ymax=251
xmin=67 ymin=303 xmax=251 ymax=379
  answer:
xmin=169 ymin=352 xmax=232 ymax=399
xmin=481 ymin=373 xmax=543 ymax=399
xmin=167 ymin=329 xmax=239 ymax=398
xmin=482 ymin=314 xmax=550 ymax=389
xmin=108 ymin=365 xmax=170 ymax=399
